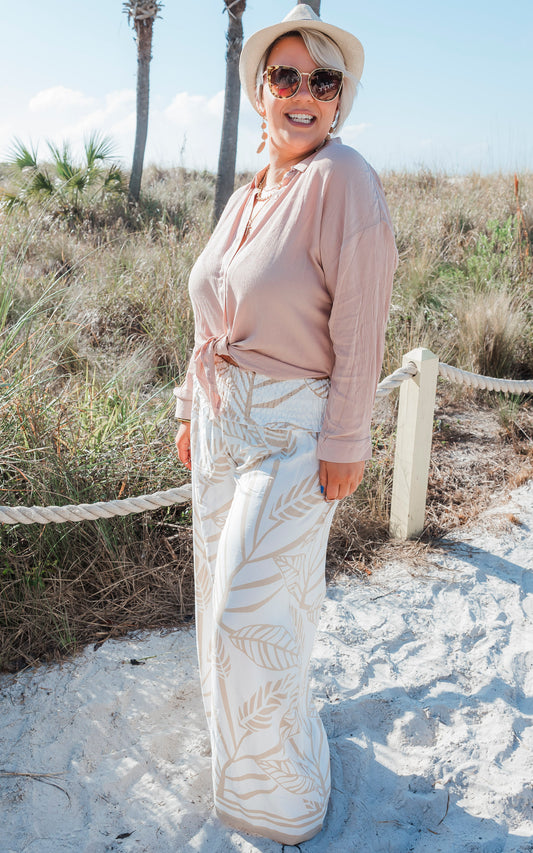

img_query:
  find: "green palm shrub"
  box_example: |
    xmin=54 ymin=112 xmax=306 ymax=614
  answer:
xmin=1 ymin=133 xmax=124 ymax=219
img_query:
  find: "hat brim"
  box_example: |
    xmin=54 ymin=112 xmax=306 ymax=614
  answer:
xmin=239 ymin=17 xmax=364 ymax=114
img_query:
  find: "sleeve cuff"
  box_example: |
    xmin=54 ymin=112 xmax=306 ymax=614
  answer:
xmin=317 ymin=434 xmax=372 ymax=463
xmin=173 ymin=386 xmax=192 ymax=421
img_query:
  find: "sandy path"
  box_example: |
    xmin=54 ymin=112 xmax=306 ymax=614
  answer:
xmin=1 ymin=482 xmax=532 ymax=853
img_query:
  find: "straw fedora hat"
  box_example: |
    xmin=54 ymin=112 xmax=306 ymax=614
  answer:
xmin=239 ymin=3 xmax=365 ymax=114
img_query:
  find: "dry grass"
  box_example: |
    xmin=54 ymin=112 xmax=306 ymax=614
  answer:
xmin=326 ymin=390 xmax=532 ymax=577
xmin=1 ymin=165 xmax=532 ymax=672
xmin=452 ymin=291 xmax=530 ymax=377
xmin=0 ymin=511 xmax=194 ymax=671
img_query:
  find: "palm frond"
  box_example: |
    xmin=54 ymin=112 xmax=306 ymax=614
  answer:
xmin=72 ymin=173 xmax=89 ymax=193
xmin=47 ymin=140 xmax=78 ymax=183
xmin=103 ymin=166 xmax=124 ymax=191
xmin=6 ymin=138 xmax=39 ymax=171
xmin=84 ymin=132 xmax=116 ymax=169
xmin=0 ymin=189 xmax=28 ymax=212
xmin=29 ymin=171 xmax=55 ymax=195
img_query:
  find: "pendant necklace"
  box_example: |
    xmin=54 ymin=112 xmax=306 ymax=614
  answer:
xmin=242 ymin=167 xmax=281 ymax=242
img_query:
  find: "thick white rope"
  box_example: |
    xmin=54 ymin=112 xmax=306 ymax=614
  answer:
xmin=374 ymin=362 xmax=418 ymax=398
xmin=0 ymin=485 xmax=192 ymax=526
xmin=2 ymin=359 xmax=531 ymax=525
xmin=438 ymin=362 xmax=533 ymax=394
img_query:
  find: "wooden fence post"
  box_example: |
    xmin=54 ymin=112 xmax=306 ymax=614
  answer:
xmin=389 ymin=348 xmax=439 ymax=539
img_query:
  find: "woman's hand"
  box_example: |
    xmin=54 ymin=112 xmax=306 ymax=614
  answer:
xmin=319 ymin=459 xmax=365 ymax=501
xmin=175 ymin=422 xmax=192 ymax=471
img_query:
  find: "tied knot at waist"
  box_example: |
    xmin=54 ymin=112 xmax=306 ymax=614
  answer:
xmin=193 ymin=335 xmax=236 ymax=414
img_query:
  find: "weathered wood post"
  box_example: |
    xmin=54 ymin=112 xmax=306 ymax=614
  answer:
xmin=389 ymin=348 xmax=439 ymax=539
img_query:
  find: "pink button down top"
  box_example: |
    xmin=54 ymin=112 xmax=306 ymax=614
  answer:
xmin=174 ymin=138 xmax=398 ymax=463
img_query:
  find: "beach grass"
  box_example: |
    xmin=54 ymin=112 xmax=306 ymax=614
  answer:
xmin=1 ymin=162 xmax=532 ymax=670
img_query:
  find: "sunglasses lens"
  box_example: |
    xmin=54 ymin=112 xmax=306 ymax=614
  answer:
xmin=309 ymin=69 xmax=343 ymax=101
xmin=267 ymin=66 xmax=343 ymax=101
xmin=268 ymin=66 xmax=301 ymax=98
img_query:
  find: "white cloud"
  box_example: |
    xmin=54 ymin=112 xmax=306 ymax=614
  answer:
xmin=155 ymin=90 xmax=227 ymax=168
xmin=1 ymin=87 xmax=138 ymax=164
xmin=29 ymin=86 xmax=96 ymax=113
xmin=165 ymin=91 xmax=223 ymax=129
xmin=1 ymin=83 xmax=229 ymax=169
xmin=108 ymin=113 xmax=137 ymax=137
xmin=207 ymin=91 xmax=225 ymax=118
xmin=105 ymin=90 xmax=136 ymax=112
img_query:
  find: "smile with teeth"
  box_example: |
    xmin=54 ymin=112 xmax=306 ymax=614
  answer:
xmin=287 ymin=113 xmax=315 ymax=124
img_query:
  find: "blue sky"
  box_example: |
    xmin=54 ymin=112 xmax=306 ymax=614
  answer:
xmin=1 ymin=1 xmax=532 ymax=174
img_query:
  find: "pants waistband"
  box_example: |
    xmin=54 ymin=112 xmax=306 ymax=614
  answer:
xmin=194 ymin=360 xmax=330 ymax=435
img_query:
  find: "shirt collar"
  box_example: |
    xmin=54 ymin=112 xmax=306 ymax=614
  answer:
xmin=251 ymin=136 xmax=340 ymax=188
xmin=295 ymin=136 xmax=340 ymax=172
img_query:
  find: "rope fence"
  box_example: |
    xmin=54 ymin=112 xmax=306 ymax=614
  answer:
xmin=438 ymin=362 xmax=533 ymax=394
xmin=1 ymin=349 xmax=531 ymax=535
xmin=373 ymin=362 xmax=418 ymax=398
xmin=0 ymin=486 xmax=193 ymax=527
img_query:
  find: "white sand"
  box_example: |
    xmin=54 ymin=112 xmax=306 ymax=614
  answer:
xmin=2 ymin=481 xmax=532 ymax=853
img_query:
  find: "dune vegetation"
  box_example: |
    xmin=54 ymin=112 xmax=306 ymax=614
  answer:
xmin=1 ymin=146 xmax=532 ymax=671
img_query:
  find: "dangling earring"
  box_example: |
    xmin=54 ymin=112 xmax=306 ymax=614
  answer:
xmin=329 ymin=110 xmax=340 ymax=135
xmin=256 ymin=116 xmax=268 ymax=154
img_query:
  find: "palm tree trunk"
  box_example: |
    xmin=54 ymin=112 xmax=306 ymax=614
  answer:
xmin=213 ymin=1 xmax=246 ymax=226
xmin=298 ymin=0 xmax=321 ymax=13
xmin=129 ymin=16 xmax=153 ymax=202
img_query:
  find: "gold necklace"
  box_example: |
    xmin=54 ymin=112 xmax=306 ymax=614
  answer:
xmin=242 ymin=139 xmax=330 ymax=243
xmin=256 ymin=166 xmax=284 ymax=201
xmin=241 ymin=170 xmax=275 ymax=242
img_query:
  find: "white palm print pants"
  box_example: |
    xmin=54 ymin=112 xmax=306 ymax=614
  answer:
xmin=191 ymin=361 xmax=337 ymax=844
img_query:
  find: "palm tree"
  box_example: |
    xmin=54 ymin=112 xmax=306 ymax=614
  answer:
xmin=123 ymin=1 xmax=163 ymax=202
xmin=213 ymin=0 xmax=246 ymax=226
xmin=298 ymin=0 xmax=321 ymax=12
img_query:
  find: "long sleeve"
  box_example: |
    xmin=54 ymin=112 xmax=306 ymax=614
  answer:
xmin=317 ymin=155 xmax=398 ymax=462
xmin=173 ymin=355 xmax=195 ymax=420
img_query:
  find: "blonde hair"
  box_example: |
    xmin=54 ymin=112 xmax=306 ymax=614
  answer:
xmin=255 ymin=29 xmax=358 ymax=133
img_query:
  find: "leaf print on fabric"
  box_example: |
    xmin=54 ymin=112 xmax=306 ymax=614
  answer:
xmin=263 ymin=426 xmax=297 ymax=457
xmin=209 ymin=465 xmax=235 ymax=486
xmin=228 ymin=624 xmax=299 ymax=670
xmin=279 ymin=432 xmax=298 ymax=458
xmin=215 ymin=632 xmax=231 ymax=678
xmin=304 ymin=798 xmax=323 ymax=814
xmin=289 ymin=603 xmax=307 ymax=652
xmin=305 ymin=591 xmax=325 ymax=625
xmin=252 ymin=377 xmax=306 ymax=399
xmin=219 ymin=364 xmax=253 ymax=419
xmin=269 ymin=473 xmax=321 ymax=523
xmin=257 ymin=757 xmax=317 ymax=795
xmin=304 ymin=377 xmax=330 ymax=399
xmin=238 ymin=678 xmax=288 ymax=732
xmin=274 ymin=553 xmax=307 ymax=599
xmin=224 ymin=420 xmax=263 ymax=448
xmin=280 ymin=708 xmax=301 ymax=741
xmin=194 ymin=562 xmax=212 ymax=615
xmin=195 ymin=430 xmax=228 ymax=481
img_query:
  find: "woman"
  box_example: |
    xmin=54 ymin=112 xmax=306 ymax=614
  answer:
xmin=175 ymin=4 xmax=398 ymax=844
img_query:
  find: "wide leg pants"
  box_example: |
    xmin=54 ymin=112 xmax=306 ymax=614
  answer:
xmin=191 ymin=361 xmax=337 ymax=844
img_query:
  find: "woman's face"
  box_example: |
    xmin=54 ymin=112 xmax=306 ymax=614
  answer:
xmin=258 ymin=35 xmax=340 ymax=164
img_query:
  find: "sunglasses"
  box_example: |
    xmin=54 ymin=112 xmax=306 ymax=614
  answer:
xmin=265 ymin=65 xmax=344 ymax=102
